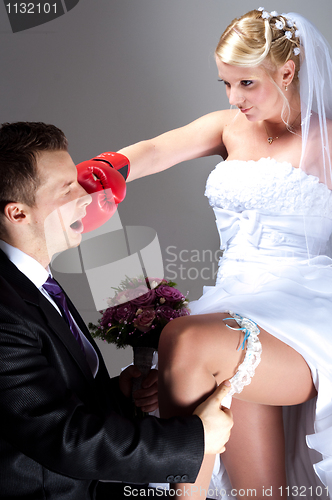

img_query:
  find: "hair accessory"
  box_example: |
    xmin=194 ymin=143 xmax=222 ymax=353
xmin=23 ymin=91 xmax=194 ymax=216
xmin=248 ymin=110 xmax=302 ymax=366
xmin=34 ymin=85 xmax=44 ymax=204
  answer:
xmin=258 ymin=8 xmax=301 ymax=40
xmin=294 ymin=47 xmax=301 ymax=56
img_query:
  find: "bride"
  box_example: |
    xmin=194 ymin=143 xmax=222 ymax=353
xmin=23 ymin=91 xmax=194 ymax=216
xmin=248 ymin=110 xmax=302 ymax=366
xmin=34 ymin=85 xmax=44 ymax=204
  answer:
xmin=118 ymin=9 xmax=332 ymax=499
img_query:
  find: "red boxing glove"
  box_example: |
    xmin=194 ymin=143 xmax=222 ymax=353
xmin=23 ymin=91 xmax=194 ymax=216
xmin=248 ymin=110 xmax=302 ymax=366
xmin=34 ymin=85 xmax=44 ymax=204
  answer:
xmin=76 ymin=152 xmax=130 ymax=233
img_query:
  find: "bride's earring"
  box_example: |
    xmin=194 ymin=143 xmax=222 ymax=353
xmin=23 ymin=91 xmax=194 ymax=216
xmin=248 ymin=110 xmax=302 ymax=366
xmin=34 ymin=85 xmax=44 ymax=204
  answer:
xmin=285 ymin=85 xmax=288 ymax=91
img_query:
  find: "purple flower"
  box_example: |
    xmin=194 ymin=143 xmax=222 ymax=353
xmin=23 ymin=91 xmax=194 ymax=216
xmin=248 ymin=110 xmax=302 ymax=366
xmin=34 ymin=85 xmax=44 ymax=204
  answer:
xmin=155 ymin=285 xmax=185 ymax=304
xmin=100 ymin=307 xmax=115 ymax=328
xmin=133 ymin=307 xmax=156 ymax=332
xmin=156 ymin=305 xmax=179 ymax=321
xmin=113 ymin=303 xmax=136 ymax=323
xmin=130 ymin=287 xmax=156 ymax=307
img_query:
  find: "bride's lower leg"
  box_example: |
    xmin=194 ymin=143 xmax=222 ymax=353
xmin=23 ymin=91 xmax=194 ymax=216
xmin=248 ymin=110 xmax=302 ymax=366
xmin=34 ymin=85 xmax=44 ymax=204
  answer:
xmin=170 ymin=402 xmax=288 ymax=500
xmin=222 ymin=399 xmax=288 ymax=499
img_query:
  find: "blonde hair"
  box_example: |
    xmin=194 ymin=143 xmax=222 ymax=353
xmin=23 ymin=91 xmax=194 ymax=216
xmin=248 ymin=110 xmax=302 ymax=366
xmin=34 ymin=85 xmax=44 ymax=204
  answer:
xmin=216 ymin=10 xmax=301 ymax=84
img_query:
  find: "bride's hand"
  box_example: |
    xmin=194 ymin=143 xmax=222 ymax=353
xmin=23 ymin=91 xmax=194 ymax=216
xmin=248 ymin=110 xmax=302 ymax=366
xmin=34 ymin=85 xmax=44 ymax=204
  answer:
xmin=119 ymin=366 xmax=159 ymax=413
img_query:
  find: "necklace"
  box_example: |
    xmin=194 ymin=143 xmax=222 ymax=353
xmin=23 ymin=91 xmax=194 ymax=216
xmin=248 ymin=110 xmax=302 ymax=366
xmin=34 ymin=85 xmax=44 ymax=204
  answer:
xmin=263 ymin=112 xmax=301 ymax=144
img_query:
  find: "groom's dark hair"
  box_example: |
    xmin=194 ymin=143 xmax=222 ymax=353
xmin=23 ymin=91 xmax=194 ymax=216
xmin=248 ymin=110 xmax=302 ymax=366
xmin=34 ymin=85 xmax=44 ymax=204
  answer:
xmin=0 ymin=122 xmax=68 ymax=235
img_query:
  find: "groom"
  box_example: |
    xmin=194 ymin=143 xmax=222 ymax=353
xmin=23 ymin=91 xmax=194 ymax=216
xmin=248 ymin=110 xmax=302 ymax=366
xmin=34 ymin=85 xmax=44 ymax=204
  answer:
xmin=0 ymin=122 xmax=233 ymax=499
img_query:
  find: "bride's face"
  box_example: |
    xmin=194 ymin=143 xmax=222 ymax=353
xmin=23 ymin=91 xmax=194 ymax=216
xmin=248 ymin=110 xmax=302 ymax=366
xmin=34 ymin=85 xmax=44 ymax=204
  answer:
xmin=216 ymin=59 xmax=285 ymax=123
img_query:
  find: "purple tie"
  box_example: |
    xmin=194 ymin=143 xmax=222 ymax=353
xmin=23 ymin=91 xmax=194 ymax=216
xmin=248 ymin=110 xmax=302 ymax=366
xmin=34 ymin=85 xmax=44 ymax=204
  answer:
xmin=43 ymin=276 xmax=85 ymax=354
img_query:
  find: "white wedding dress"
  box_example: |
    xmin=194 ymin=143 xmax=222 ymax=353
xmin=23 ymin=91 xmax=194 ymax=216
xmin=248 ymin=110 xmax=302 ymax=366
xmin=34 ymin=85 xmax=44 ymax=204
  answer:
xmin=189 ymin=157 xmax=332 ymax=499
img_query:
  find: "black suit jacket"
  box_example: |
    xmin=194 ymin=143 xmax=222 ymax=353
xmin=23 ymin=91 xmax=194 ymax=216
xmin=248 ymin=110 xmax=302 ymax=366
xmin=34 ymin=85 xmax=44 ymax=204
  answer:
xmin=0 ymin=249 xmax=204 ymax=499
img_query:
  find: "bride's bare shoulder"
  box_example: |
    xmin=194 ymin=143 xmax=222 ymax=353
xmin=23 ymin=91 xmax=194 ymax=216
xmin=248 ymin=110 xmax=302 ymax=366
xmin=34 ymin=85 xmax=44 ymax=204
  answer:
xmin=206 ymin=108 xmax=239 ymax=124
xmin=193 ymin=109 xmax=240 ymax=135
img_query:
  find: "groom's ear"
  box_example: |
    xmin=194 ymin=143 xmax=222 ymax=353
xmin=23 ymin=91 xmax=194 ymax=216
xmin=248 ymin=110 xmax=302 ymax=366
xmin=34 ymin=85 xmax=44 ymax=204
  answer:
xmin=3 ymin=202 xmax=30 ymax=225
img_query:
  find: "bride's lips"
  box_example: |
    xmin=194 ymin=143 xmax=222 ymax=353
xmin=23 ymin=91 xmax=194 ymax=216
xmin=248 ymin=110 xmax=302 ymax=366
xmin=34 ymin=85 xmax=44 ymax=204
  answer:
xmin=240 ymin=107 xmax=253 ymax=114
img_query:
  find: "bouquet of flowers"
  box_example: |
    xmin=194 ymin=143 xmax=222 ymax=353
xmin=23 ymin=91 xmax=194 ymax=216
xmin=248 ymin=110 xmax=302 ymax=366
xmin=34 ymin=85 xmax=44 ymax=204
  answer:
xmin=89 ymin=276 xmax=190 ymax=350
xmin=89 ymin=276 xmax=190 ymax=407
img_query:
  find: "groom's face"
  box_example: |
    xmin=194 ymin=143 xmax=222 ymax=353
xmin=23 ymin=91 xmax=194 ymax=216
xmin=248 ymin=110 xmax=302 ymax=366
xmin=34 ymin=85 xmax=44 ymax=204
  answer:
xmin=28 ymin=150 xmax=92 ymax=259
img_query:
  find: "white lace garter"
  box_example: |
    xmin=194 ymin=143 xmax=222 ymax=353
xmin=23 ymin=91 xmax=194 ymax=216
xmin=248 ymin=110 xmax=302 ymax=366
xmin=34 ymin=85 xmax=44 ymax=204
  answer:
xmin=224 ymin=312 xmax=262 ymax=397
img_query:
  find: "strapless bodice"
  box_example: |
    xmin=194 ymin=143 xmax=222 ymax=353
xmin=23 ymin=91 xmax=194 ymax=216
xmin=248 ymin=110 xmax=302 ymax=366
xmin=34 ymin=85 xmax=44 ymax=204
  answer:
xmin=205 ymin=157 xmax=332 ymax=216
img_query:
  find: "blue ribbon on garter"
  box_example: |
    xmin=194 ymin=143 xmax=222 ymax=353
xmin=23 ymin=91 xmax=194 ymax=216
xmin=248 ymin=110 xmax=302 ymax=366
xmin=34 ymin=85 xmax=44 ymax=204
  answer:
xmin=223 ymin=316 xmax=259 ymax=350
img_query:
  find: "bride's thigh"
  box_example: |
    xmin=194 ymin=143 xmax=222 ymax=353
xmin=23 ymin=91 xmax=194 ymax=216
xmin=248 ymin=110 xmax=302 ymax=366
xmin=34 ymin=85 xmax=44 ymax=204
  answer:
xmin=234 ymin=324 xmax=317 ymax=406
xmin=158 ymin=312 xmax=316 ymax=407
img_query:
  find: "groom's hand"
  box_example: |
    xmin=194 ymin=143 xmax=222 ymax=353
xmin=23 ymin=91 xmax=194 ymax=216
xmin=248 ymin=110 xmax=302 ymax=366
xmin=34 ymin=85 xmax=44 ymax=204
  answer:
xmin=194 ymin=382 xmax=233 ymax=454
xmin=120 ymin=366 xmax=159 ymax=413
xmin=132 ymin=369 xmax=158 ymax=413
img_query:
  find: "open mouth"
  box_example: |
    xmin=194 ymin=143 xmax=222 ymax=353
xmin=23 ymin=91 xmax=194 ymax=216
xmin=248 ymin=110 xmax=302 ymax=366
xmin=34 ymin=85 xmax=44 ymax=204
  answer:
xmin=70 ymin=218 xmax=84 ymax=233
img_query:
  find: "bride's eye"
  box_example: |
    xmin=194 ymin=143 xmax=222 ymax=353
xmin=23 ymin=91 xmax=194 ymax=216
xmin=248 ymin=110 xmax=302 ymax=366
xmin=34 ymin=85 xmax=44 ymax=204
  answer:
xmin=218 ymin=79 xmax=230 ymax=87
xmin=241 ymin=80 xmax=253 ymax=87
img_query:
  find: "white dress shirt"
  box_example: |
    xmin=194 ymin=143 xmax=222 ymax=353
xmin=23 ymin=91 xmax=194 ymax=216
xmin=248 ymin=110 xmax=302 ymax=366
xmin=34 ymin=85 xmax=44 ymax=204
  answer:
xmin=0 ymin=240 xmax=99 ymax=377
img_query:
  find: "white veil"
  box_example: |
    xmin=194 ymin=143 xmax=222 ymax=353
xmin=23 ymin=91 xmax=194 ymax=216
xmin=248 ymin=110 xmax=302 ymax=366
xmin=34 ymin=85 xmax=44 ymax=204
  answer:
xmin=286 ymin=13 xmax=332 ymax=264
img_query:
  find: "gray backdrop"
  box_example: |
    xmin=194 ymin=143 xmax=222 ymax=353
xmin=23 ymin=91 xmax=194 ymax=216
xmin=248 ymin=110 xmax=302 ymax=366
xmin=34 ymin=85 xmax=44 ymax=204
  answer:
xmin=0 ymin=0 xmax=330 ymax=375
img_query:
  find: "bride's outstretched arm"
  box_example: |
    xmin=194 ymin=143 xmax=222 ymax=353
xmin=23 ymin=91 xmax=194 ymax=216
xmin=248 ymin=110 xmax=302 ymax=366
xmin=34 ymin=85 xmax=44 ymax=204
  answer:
xmin=118 ymin=110 xmax=232 ymax=182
